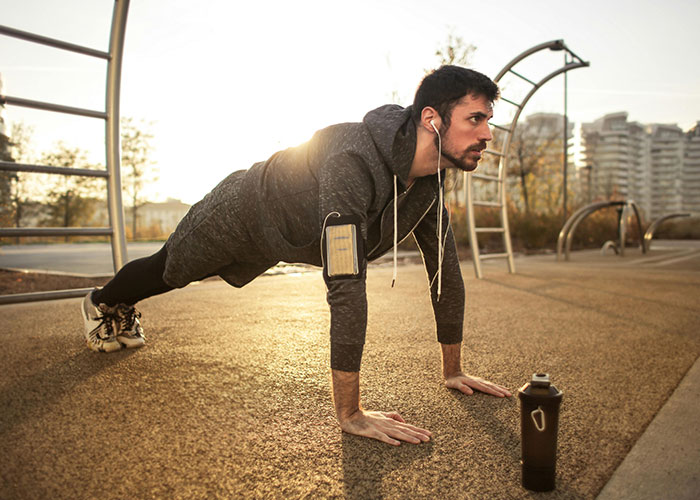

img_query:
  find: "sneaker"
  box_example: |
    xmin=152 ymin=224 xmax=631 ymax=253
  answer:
xmin=81 ymin=290 xmax=122 ymax=353
xmin=115 ymin=304 xmax=146 ymax=349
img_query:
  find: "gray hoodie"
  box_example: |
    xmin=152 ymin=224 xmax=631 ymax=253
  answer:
xmin=164 ymin=105 xmax=465 ymax=371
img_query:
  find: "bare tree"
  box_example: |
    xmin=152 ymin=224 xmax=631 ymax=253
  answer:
xmin=433 ymin=29 xmax=477 ymax=204
xmin=121 ymin=117 xmax=157 ymax=240
xmin=506 ymin=117 xmax=564 ymax=214
xmin=434 ymin=30 xmax=476 ymax=67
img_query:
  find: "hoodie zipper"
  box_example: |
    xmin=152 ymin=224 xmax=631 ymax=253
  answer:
xmin=367 ymin=185 xmax=435 ymax=257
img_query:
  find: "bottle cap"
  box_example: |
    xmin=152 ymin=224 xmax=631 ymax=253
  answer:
xmin=530 ymin=373 xmax=551 ymax=388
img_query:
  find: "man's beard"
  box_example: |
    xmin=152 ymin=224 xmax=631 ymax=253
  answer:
xmin=434 ymin=134 xmax=486 ymax=173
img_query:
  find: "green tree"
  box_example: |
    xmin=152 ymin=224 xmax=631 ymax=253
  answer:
xmin=0 ymin=131 xmax=14 ymax=227
xmin=6 ymin=122 xmax=36 ymax=231
xmin=121 ymin=117 xmax=157 ymax=240
xmin=41 ymin=143 xmax=101 ymax=239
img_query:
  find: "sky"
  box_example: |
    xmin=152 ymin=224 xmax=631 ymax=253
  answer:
xmin=1 ymin=0 xmax=699 ymax=204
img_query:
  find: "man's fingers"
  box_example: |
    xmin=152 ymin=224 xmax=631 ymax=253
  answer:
xmin=382 ymin=411 xmax=406 ymax=423
xmin=381 ymin=424 xmax=426 ymax=444
xmin=458 ymin=382 xmax=474 ymax=395
xmin=345 ymin=411 xmax=432 ymax=446
xmin=447 ymin=375 xmax=513 ymax=398
xmin=476 ymin=381 xmax=512 ymax=397
xmin=377 ymin=415 xmax=432 ymax=443
xmin=374 ymin=431 xmax=401 ymax=446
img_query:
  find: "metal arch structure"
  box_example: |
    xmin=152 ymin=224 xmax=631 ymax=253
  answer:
xmin=0 ymin=0 xmax=130 ymax=304
xmin=644 ymin=213 xmax=690 ymax=250
xmin=465 ymin=40 xmax=589 ymax=279
xmin=556 ymin=200 xmax=646 ymax=261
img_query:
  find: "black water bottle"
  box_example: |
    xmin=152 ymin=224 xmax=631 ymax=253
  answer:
xmin=518 ymin=373 xmax=563 ymax=491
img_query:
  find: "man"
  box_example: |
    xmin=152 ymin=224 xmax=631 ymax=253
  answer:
xmin=81 ymin=65 xmax=512 ymax=446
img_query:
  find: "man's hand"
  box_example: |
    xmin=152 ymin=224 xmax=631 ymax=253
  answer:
xmin=339 ymin=409 xmax=432 ymax=446
xmin=332 ymin=369 xmax=431 ymax=446
xmin=445 ymin=372 xmax=512 ymax=398
xmin=441 ymin=342 xmax=512 ymax=398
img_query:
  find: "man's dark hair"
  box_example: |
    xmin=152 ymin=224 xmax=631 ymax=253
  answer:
xmin=412 ymin=65 xmax=500 ymax=127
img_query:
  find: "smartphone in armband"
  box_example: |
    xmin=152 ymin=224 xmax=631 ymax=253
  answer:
xmin=323 ymin=215 xmax=363 ymax=280
xmin=325 ymin=224 xmax=358 ymax=277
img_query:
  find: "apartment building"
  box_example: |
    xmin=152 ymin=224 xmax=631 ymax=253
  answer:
xmin=581 ymin=113 xmax=650 ymax=213
xmin=648 ymin=124 xmax=684 ymax=218
xmin=582 ymin=112 xmax=698 ymax=221
xmin=684 ymin=122 xmax=700 ymax=214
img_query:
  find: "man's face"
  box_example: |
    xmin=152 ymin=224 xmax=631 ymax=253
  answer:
xmin=436 ymin=94 xmax=494 ymax=172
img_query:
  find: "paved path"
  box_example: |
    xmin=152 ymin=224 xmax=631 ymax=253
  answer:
xmin=0 ymin=242 xmax=166 ymax=276
xmin=1 ymin=245 xmax=699 ymax=499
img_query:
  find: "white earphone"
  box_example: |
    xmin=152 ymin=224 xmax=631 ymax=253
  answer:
xmin=429 ymin=119 xmax=440 ymax=137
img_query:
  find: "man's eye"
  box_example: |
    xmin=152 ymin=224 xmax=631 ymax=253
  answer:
xmin=469 ymin=116 xmax=480 ymax=124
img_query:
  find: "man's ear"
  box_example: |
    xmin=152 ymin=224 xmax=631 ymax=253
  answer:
xmin=420 ymin=107 xmax=441 ymax=133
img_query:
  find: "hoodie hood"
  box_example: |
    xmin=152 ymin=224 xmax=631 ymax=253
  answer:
xmin=363 ymin=105 xmax=417 ymax=187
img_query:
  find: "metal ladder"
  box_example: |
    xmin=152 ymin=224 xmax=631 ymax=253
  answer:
xmin=0 ymin=0 xmax=131 ymax=304
xmin=465 ymin=39 xmax=589 ymax=278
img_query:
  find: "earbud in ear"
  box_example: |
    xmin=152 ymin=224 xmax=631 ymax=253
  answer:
xmin=430 ymin=119 xmax=440 ymax=136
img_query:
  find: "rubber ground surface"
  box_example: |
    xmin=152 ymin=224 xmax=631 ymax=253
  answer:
xmin=1 ymin=247 xmax=699 ymax=499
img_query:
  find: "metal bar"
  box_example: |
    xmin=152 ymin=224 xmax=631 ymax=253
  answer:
xmin=0 ymin=160 xmax=109 ymax=178
xmin=105 ymin=0 xmax=130 ymax=272
xmin=557 ymin=201 xmax=618 ymax=260
xmin=475 ymin=227 xmax=505 ymax=233
xmin=560 ymin=201 xmax=627 ymax=261
xmin=499 ymin=158 xmax=516 ymax=273
xmin=473 ymin=201 xmax=502 ymax=208
xmin=0 ymin=24 xmax=110 ymax=59
xmin=644 ymin=213 xmax=690 ymax=250
xmin=465 ymin=171 xmax=482 ymax=279
xmin=0 ymin=95 xmax=107 ymax=119
xmin=0 ymin=227 xmax=113 ymax=238
xmin=618 ymin=203 xmax=628 ymax=257
xmin=495 ymin=40 xmax=568 ymax=82
xmin=472 ymin=173 xmax=500 ymax=182
xmin=563 ymin=44 xmax=586 ymax=65
xmin=500 ymin=97 xmax=522 ymax=108
xmin=563 ymin=53 xmax=569 ymax=225
xmin=627 ymin=200 xmax=646 ymax=253
xmin=508 ymin=69 xmax=538 ymax=87
xmin=0 ymin=288 xmax=94 ymax=305
xmin=480 ymin=252 xmax=509 ymax=260
xmin=489 ymin=122 xmax=512 ymax=133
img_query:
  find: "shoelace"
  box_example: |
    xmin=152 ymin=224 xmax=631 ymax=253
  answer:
xmin=117 ymin=305 xmax=141 ymax=332
xmin=93 ymin=310 xmax=117 ymax=340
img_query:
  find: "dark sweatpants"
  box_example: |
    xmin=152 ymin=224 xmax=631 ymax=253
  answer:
xmin=91 ymin=245 xmax=175 ymax=306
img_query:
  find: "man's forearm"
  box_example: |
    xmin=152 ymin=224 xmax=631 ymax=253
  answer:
xmin=331 ymin=369 xmax=361 ymax=421
xmin=440 ymin=342 xmax=463 ymax=378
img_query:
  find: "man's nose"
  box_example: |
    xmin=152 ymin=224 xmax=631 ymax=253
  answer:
xmin=480 ymin=122 xmax=493 ymax=142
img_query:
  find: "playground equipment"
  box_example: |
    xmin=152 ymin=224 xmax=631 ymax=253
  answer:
xmin=556 ymin=200 xmax=646 ymax=261
xmin=0 ymin=0 xmax=131 ymax=305
xmin=644 ymin=213 xmax=690 ymax=250
xmin=465 ymin=40 xmax=589 ymax=278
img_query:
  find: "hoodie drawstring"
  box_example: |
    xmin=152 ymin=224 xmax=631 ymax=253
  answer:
xmin=434 ymin=129 xmax=445 ymax=301
xmin=391 ymin=175 xmax=398 ymax=288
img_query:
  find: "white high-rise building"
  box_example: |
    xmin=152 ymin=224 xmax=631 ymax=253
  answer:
xmin=648 ymin=124 xmax=684 ymax=218
xmin=582 ymin=113 xmax=698 ymax=221
xmin=581 ymin=113 xmax=650 ymax=214
xmin=683 ymin=122 xmax=700 ymax=214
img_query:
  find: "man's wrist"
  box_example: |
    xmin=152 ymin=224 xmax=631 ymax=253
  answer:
xmin=440 ymin=342 xmax=463 ymax=379
xmin=331 ymin=369 xmax=361 ymax=422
